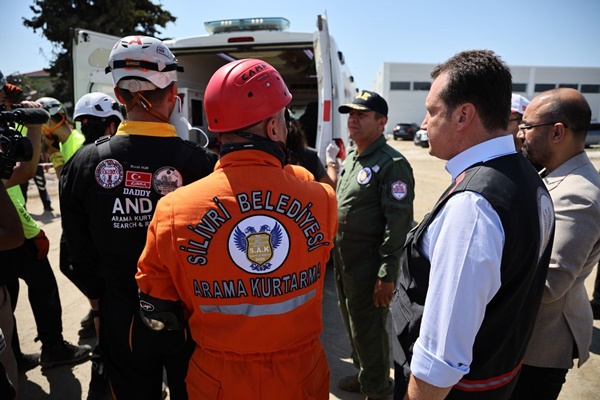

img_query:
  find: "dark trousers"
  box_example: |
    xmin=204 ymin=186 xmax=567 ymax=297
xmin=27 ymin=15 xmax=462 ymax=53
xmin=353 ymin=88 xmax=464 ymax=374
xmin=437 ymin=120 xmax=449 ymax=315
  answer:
xmin=59 ymin=233 xmax=94 ymax=297
xmin=6 ymin=239 xmax=63 ymax=355
xmin=99 ymin=284 xmax=193 ymax=400
xmin=20 ymin=163 xmax=51 ymax=208
xmin=510 ymin=364 xmax=568 ymax=400
xmin=334 ymin=266 xmax=392 ymax=398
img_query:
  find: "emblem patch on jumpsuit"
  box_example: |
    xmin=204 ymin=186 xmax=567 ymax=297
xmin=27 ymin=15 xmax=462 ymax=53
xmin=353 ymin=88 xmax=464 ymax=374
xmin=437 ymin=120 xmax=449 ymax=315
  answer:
xmin=95 ymin=159 xmax=124 ymax=189
xmin=357 ymin=167 xmax=372 ymax=185
xmin=229 ymin=215 xmax=290 ymax=274
xmin=152 ymin=166 xmax=183 ymax=195
xmin=391 ymin=180 xmax=408 ymax=200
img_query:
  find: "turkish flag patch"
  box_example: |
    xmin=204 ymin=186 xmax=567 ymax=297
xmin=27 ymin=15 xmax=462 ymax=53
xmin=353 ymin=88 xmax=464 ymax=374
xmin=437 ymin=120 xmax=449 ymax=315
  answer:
xmin=125 ymin=171 xmax=152 ymax=189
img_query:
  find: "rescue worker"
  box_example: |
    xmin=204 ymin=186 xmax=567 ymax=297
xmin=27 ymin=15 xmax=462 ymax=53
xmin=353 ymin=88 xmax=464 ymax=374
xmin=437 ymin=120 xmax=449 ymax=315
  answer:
xmin=1 ymin=78 xmax=91 ymax=373
xmin=63 ymin=92 xmax=124 ymax=339
xmin=37 ymin=97 xmax=85 ymax=177
xmin=136 ymin=58 xmax=338 ymax=399
xmin=60 ymin=35 xmax=217 ymax=399
xmin=73 ymin=92 xmax=124 ymax=144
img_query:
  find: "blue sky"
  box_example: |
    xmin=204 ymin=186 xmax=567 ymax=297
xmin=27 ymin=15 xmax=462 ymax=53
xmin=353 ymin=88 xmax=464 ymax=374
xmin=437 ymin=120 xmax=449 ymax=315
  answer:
xmin=2 ymin=0 xmax=599 ymax=91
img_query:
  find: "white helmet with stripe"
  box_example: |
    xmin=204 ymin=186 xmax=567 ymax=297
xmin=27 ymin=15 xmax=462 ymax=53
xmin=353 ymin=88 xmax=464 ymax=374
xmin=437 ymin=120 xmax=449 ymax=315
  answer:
xmin=106 ymin=35 xmax=182 ymax=91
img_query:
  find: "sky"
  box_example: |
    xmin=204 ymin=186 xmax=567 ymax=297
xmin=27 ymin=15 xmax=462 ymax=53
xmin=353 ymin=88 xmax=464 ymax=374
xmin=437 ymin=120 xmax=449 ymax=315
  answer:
xmin=2 ymin=0 xmax=599 ymax=91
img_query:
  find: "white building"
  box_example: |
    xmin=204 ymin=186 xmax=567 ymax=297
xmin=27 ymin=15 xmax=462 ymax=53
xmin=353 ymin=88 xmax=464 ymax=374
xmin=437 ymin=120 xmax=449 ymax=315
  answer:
xmin=373 ymin=63 xmax=600 ymax=133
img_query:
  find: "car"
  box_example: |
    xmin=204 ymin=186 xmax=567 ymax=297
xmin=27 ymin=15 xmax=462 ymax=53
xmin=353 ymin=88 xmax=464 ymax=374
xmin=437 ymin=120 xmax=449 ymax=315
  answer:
xmin=585 ymin=122 xmax=600 ymax=148
xmin=413 ymin=129 xmax=429 ymax=148
xmin=392 ymin=123 xmax=419 ymax=140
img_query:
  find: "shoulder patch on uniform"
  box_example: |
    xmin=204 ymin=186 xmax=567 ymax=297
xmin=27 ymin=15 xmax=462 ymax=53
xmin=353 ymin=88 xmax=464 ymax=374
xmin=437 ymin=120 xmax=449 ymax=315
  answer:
xmin=391 ymin=180 xmax=408 ymax=200
xmin=357 ymin=167 xmax=372 ymax=185
xmin=95 ymin=159 xmax=124 ymax=189
xmin=153 ymin=166 xmax=183 ymax=195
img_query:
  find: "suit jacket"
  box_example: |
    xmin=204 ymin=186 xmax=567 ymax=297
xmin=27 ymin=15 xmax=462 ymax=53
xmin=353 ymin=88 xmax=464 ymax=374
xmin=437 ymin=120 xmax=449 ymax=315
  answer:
xmin=524 ymin=152 xmax=600 ymax=368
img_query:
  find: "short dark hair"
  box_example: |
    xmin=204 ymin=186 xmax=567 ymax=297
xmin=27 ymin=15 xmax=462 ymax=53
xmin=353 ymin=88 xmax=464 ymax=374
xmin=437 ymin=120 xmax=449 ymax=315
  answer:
xmin=542 ymin=89 xmax=591 ymax=139
xmin=431 ymin=50 xmax=512 ymax=132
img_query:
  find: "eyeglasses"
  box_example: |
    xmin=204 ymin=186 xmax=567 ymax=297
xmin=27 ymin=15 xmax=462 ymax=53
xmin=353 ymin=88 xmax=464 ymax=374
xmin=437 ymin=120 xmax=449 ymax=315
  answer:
xmin=518 ymin=121 xmax=568 ymax=131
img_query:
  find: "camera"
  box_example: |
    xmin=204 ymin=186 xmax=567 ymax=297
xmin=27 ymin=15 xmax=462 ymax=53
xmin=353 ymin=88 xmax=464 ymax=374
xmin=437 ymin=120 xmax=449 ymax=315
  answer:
xmin=0 ymin=105 xmax=35 ymax=179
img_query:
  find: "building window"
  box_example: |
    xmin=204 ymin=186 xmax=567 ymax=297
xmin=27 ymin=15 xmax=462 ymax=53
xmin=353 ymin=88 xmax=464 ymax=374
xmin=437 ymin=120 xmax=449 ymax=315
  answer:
xmin=558 ymin=83 xmax=578 ymax=89
xmin=390 ymin=81 xmax=410 ymax=90
xmin=534 ymin=83 xmax=556 ymax=92
xmin=581 ymin=84 xmax=600 ymax=93
xmin=413 ymin=81 xmax=431 ymax=91
xmin=512 ymin=83 xmax=527 ymax=92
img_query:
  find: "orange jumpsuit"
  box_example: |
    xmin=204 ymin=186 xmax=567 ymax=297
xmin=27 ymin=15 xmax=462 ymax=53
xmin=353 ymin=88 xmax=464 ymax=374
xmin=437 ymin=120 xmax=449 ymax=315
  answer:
xmin=137 ymin=149 xmax=337 ymax=399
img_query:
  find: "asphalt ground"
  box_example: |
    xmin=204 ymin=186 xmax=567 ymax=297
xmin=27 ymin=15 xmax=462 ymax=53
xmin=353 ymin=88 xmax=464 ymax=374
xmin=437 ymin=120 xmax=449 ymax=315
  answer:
xmin=11 ymin=140 xmax=600 ymax=399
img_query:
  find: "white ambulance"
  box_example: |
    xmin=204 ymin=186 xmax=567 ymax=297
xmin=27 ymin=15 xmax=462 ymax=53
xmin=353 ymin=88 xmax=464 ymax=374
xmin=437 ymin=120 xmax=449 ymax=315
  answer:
xmin=71 ymin=15 xmax=357 ymax=162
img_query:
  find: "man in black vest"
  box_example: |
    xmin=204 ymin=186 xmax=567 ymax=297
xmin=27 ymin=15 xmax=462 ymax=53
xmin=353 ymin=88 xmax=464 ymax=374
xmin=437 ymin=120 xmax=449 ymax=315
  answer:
xmin=391 ymin=50 xmax=555 ymax=400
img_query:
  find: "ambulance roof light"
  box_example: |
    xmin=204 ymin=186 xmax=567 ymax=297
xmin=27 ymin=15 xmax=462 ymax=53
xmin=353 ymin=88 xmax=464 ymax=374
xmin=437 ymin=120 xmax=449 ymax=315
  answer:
xmin=204 ymin=18 xmax=290 ymax=34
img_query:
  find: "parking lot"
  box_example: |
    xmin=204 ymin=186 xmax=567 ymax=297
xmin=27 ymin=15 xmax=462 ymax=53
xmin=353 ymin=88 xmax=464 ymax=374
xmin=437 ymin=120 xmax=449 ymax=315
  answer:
xmin=12 ymin=139 xmax=600 ymax=399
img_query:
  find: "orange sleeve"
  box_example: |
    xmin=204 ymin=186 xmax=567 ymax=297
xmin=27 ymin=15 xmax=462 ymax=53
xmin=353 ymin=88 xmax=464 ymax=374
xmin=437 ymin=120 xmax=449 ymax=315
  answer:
xmin=136 ymin=194 xmax=180 ymax=301
xmin=322 ymin=182 xmax=338 ymax=242
xmin=284 ymin=164 xmax=315 ymax=181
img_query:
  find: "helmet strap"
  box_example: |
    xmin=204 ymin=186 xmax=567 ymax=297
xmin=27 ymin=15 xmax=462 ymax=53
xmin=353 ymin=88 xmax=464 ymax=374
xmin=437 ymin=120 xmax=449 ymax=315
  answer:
xmin=126 ymin=91 xmax=169 ymax=123
xmin=42 ymin=113 xmax=66 ymax=138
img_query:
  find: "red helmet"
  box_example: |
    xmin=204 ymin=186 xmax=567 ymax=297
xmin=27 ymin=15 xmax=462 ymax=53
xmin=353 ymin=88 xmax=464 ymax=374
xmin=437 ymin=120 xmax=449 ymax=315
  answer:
xmin=205 ymin=59 xmax=292 ymax=132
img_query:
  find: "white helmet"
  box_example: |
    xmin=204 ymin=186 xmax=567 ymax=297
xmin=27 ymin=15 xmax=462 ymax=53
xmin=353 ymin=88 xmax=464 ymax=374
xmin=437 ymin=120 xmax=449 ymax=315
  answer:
xmin=73 ymin=92 xmax=124 ymax=121
xmin=106 ymin=35 xmax=182 ymax=90
xmin=36 ymin=97 xmax=68 ymax=118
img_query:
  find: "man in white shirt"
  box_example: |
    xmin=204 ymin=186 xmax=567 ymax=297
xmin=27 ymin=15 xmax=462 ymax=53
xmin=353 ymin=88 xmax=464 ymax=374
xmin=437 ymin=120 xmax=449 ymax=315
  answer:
xmin=390 ymin=50 xmax=555 ymax=400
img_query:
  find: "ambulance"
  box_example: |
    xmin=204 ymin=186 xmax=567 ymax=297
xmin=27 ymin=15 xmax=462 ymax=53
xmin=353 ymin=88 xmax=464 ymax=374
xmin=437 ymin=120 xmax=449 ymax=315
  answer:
xmin=71 ymin=15 xmax=357 ymax=162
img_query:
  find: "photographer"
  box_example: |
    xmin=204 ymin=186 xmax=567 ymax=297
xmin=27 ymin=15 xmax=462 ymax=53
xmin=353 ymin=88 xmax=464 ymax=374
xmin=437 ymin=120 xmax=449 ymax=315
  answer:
xmin=0 ymin=71 xmax=43 ymax=189
xmin=0 ymin=71 xmax=33 ymax=400
xmin=0 ymin=180 xmax=24 ymax=251
xmin=0 ymin=181 xmax=22 ymax=400
xmin=1 ymin=73 xmax=92 ymax=373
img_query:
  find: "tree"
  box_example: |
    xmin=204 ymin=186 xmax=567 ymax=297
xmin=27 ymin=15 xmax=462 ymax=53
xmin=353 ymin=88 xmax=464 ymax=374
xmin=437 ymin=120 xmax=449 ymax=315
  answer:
xmin=23 ymin=0 xmax=176 ymax=106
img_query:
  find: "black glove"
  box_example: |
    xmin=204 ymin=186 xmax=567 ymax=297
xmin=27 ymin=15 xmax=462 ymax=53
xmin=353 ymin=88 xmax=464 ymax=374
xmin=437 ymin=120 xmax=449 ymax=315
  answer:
xmin=138 ymin=290 xmax=185 ymax=331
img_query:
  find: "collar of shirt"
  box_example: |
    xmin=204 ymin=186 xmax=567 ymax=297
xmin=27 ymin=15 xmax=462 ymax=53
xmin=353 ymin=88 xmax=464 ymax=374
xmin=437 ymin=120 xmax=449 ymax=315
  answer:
xmin=115 ymin=120 xmax=178 ymax=137
xmin=445 ymin=134 xmax=516 ymax=181
xmin=352 ymin=134 xmax=387 ymax=159
xmin=215 ymin=149 xmax=284 ymax=171
xmin=543 ymin=151 xmax=589 ymax=190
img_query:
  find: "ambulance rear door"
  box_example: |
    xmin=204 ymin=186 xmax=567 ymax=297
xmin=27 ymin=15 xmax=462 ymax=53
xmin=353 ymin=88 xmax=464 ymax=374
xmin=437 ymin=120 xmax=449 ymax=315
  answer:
xmin=71 ymin=28 xmax=119 ymax=104
xmin=313 ymin=15 xmax=334 ymax=163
